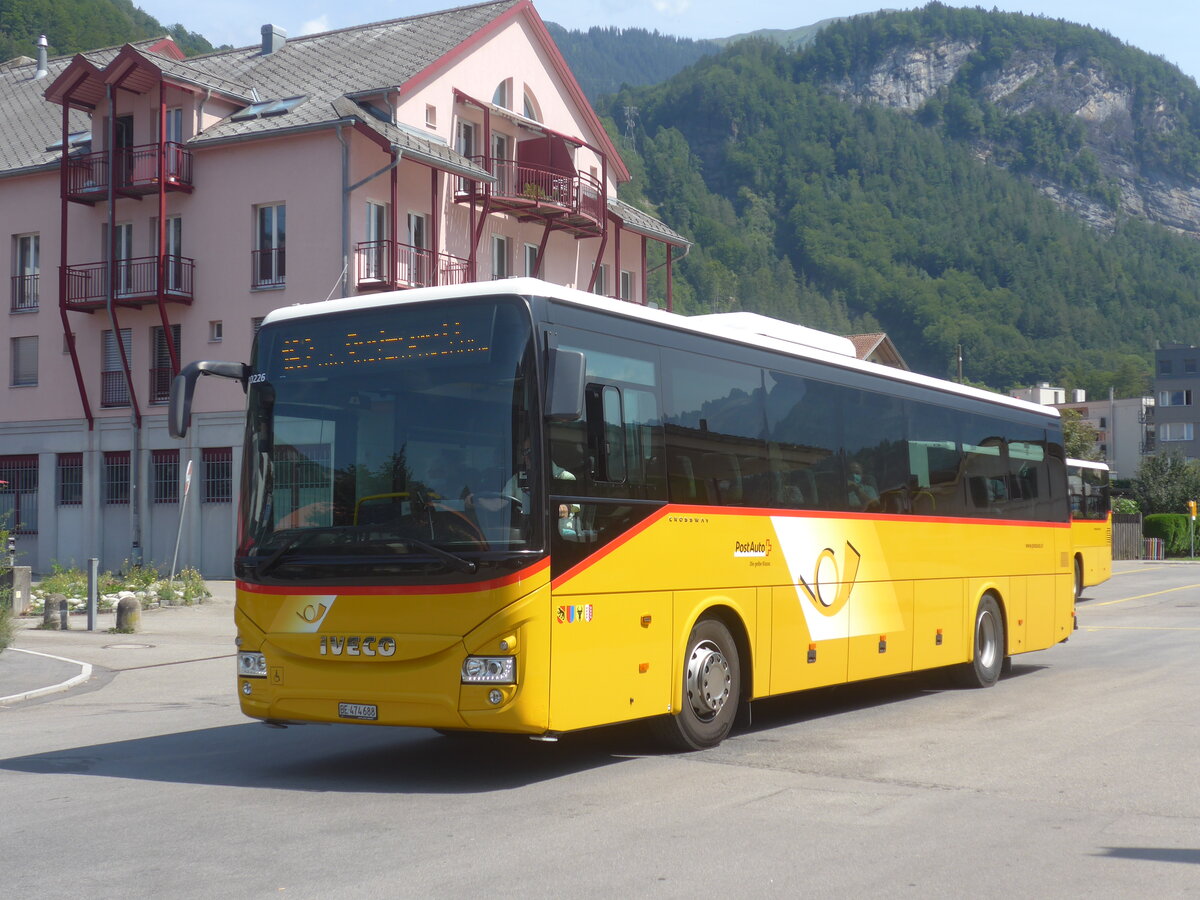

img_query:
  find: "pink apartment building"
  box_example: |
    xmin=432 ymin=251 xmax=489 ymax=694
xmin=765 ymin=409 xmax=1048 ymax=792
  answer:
xmin=0 ymin=0 xmax=688 ymax=577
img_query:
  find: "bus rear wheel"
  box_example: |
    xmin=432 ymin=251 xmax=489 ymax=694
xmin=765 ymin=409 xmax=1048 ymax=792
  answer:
xmin=652 ymin=617 xmax=740 ymax=751
xmin=954 ymin=594 xmax=1005 ymax=688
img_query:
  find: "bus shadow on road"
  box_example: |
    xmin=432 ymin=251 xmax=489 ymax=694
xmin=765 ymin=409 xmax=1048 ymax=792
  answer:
xmin=0 ymin=721 xmax=638 ymax=794
xmin=738 ymin=662 xmax=1049 ymax=736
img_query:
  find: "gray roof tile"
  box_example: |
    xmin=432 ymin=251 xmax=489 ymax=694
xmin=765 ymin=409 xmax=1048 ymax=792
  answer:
xmin=608 ymin=196 xmax=690 ymax=246
xmin=0 ymin=2 xmax=519 ymax=174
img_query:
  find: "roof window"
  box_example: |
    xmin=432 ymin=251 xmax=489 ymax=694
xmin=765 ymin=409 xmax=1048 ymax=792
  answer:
xmin=46 ymin=131 xmax=91 ymax=151
xmin=230 ymin=96 xmax=305 ymax=122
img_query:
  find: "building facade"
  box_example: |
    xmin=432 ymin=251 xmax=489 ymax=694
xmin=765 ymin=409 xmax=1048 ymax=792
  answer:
xmin=1054 ymin=396 xmax=1154 ymax=481
xmin=1011 ymin=382 xmax=1154 ymax=479
xmin=0 ymin=0 xmax=687 ymax=576
xmin=1153 ymin=344 xmax=1200 ymax=462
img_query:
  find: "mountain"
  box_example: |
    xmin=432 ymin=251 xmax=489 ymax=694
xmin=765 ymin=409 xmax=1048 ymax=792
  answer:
xmin=602 ymin=3 xmax=1200 ymax=395
xmin=0 ymin=0 xmax=219 ymax=62
xmin=544 ymin=23 xmax=721 ymax=102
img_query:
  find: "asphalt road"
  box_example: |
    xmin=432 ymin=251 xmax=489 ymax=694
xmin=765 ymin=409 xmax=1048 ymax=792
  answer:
xmin=2 ymin=563 xmax=1198 ymax=898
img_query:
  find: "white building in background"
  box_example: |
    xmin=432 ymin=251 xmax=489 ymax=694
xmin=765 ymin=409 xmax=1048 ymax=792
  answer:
xmin=1010 ymin=384 xmax=1154 ymax=480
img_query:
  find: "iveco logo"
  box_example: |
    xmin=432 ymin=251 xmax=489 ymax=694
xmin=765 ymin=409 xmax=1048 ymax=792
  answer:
xmin=318 ymin=635 xmax=397 ymax=657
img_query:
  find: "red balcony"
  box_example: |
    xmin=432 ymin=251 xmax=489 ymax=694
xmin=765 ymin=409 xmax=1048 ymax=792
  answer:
xmin=64 ymin=255 xmax=194 ymax=311
xmin=65 ymin=142 xmax=194 ymax=203
xmin=458 ymin=158 xmax=604 ymax=237
xmin=355 ymin=241 xmax=470 ymax=291
xmin=10 ymin=274 xmax=38 ymax=312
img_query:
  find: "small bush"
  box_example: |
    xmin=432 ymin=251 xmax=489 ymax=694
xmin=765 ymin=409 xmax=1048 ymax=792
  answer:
xmin=0 ymin=601 xmax=13 ymax=653
xmin=1144 ymin=513 xmax=1192 ymax=556
xmin=1112 ymin=497 xmax=1139 ymax=515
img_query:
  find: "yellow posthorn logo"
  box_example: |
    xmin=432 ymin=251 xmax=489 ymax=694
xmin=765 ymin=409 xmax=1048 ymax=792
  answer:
xmin=297 ymin=602 xmax=329 ymax=623
xmin=797 ymin=541 xmax=861 ymax=617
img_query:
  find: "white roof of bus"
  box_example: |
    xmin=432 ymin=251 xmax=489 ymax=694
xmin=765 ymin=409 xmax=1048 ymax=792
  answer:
xmin=262 ymin=277 xmax=1059 ymax=418
xmin=1066 ymin=458 xmax=1109 ymax=470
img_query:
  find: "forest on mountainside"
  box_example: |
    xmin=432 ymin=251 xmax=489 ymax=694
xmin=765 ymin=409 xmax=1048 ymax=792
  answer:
xmin=601 ymin=5 xmax=1200 ymax=395
xmin=544 ymin=23 xmax=720 ymax=102
xmin=0 ymin=0 xmax=218 ymax=62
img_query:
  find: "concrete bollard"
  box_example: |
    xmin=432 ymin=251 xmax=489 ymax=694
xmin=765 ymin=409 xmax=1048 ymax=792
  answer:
xmin=59 ymin=597 xmax=69 ymax=630
xmin=115 ymin=596 xmax=141 ymax=633
xmin=43 ymin=592 xmax=65 ymax=629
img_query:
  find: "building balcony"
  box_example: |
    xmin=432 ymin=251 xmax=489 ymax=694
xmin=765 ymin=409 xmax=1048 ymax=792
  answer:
xmin=65 ymin=142 xmax=194 ymax=204
xmin=10 ymin=274 xmax=38 ymax=312
xmin=64 ymin=255 xmax=194 ymax=311
xmin=252 ymin=248 xmax=286 ymax=289
xmin=457 ymin=157 xmax=605 ymax=237
xmin=355 ymin=241 xmax=470 ymax=291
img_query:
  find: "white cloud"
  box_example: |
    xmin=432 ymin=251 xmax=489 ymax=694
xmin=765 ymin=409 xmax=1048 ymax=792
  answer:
xmin=651 ymin=0 xmax=692 ymax=15
xmin=300 ymin=15 xmax=330 ymax=36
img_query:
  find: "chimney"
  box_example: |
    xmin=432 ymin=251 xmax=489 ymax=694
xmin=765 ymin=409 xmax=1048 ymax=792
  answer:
xmin=261 ymin=24 xmax=287 ymax=55
xmin=34 ymin=35 xmax=48 ymax=79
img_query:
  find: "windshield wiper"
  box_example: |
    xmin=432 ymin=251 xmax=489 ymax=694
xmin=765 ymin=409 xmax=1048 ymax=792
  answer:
xmin=253 ymin=531 xmax=315 ymax=578
xmin=386 ymin=535 xmax=478 ymax=574
xmin=249 ymin=527 xmax=478 ymax=577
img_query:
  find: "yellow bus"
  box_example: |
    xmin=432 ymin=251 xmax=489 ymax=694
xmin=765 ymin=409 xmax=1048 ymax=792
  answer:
xmin=1066 ymin=458 xmax=1111 ymax=598
xmin=171 ymin=278 xmax=1074 ymax=749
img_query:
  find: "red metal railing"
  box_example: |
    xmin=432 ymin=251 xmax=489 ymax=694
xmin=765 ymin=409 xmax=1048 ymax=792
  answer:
xmin=10 ymin=274 xmax=38 ymax=311
xmin=64 ymin=142 xmax=193 ymax=199
xmin=355 ymin=241 xmax=470 ymax=289
xmin=467 ymin=157 xmax=605 ymax=226
xmin=64 ymin=255 xmax=194 ymax=308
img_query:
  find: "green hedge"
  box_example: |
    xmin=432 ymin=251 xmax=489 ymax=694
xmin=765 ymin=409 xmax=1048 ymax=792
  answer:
xmin=1143 ymin=513 xmax=1195 ymax=556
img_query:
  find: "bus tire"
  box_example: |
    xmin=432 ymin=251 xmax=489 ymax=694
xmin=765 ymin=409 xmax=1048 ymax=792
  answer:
xmin=1074 ymin=557 xmax=1084 ymax=601
xmin=954 ymin=594 xmax=1005 ymax=688
xmin=652 ymin=617 xmax=740 ymax=751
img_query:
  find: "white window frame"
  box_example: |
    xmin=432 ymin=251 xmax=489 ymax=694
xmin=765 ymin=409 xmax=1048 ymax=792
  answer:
xmin=209 ymin=320 xmax=223 ymax=343
xmin=1159 ymin=422 xmax=1195 ymax=442
xmin=13 ymin=233 xmax=39 ymax=311
xmin=620 ymin=269 xmax=633 ymax=301
xmin=491 ymin=235 xmax=510 ymax=280
xmin=1159 ymin=390 xmax=1193 ymax=407
xmin=524 ymin=243 xmax=539 ymax=277
xmin=594 ymin=262 xmax=609 ymax=296
xmin=254 ymin=203 xmax=286 ymax=288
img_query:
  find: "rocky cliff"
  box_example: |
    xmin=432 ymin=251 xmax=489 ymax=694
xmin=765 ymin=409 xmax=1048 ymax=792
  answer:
xmin=829 ymin=43 xmax=1200 ymax=238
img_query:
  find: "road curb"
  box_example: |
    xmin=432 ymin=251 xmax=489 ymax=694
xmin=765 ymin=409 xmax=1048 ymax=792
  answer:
xmin=0 ymin=648 xmax=93 ymax=706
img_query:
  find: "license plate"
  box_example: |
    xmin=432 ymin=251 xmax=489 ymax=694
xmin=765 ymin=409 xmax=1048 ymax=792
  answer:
xmin=338 ymin=702 xmax=378 ymax=721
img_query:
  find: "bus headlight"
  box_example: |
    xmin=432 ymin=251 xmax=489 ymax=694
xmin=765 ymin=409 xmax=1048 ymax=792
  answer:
xmin=461 ymin=656 xmax=516 ymax=684
xmin=238 ymin=651 xmax=268 ymax=678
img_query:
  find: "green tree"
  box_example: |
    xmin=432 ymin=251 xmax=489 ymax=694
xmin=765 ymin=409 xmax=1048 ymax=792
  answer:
xmin=1060 ymin=408 xmax=1100 ymax=459
xmin=1132 ymin=450 xmax=1200 ymax=515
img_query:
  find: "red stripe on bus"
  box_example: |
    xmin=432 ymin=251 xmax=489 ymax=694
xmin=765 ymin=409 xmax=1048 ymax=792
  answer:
xmin=550 ymin=504 xmax=1068 ymax=590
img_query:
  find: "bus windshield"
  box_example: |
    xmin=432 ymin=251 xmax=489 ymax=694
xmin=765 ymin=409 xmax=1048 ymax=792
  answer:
xmin=236 ymin=296 xmax=540 ymax=583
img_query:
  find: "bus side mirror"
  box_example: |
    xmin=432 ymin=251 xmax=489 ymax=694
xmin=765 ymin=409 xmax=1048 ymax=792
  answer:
xmin=169 ymin=360 xmax=249 ymax=439
xmin=545 ymin=348 xmax=585 ymax=422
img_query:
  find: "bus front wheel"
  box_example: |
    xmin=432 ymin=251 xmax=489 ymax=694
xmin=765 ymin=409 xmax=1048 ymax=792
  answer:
xmin=653 ymin=617 xmax=741 ymax=751
xmin=954 ymin=594 xmax=1005 ymax=688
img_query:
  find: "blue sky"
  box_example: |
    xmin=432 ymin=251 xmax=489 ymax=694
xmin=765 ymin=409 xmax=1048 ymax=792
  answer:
xmin=134 ymin=1 xmax=1200 ymax=84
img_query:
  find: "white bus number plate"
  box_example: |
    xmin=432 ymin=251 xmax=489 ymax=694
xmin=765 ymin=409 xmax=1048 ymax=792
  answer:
xmin=338 ymin=702 xmax=378 ymax=721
